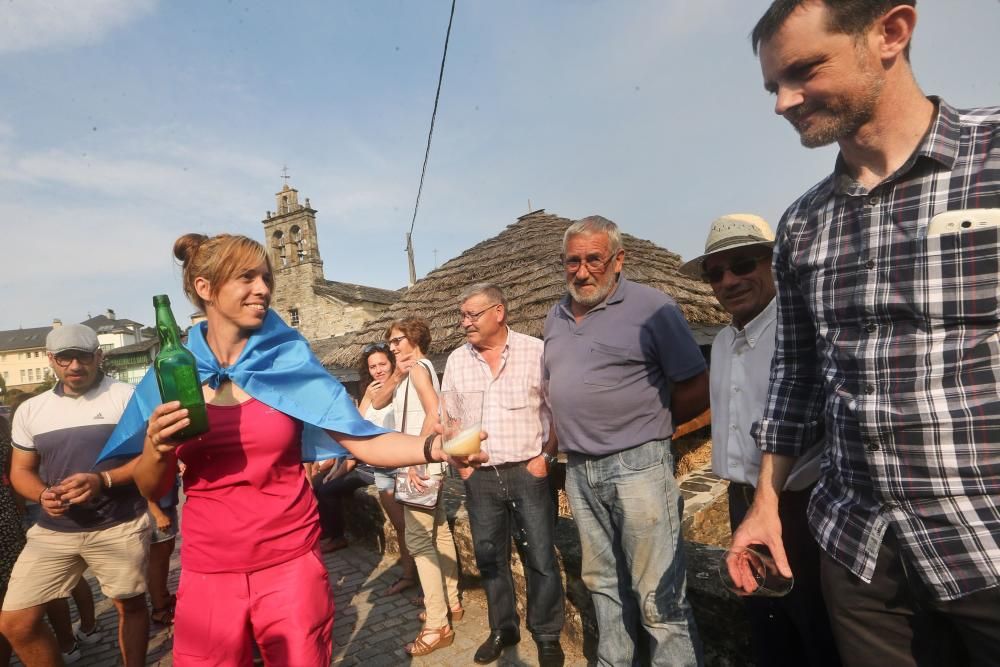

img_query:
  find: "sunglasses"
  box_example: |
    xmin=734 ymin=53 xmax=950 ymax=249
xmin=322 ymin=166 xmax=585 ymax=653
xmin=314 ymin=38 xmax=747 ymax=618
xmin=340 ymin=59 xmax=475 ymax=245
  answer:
xmin=362 ymin=341 xmax=389 ymax=354
xmin=701 ymin=255 xmax=767 ymax=283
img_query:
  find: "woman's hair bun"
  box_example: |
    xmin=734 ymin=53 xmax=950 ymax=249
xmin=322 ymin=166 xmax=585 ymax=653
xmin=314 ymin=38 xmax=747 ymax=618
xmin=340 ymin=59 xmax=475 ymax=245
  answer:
xmin=173 ymin=233 xmax=209 ymax=264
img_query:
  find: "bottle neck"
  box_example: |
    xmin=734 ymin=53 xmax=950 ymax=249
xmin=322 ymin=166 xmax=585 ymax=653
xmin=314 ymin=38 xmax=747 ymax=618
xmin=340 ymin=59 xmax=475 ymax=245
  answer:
xmin=155 ymin=306 xmax=183 ymax=349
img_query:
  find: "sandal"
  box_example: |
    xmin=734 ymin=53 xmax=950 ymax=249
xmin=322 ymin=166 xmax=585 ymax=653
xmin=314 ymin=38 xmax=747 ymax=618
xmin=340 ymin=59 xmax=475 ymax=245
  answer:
xmin=151 ymin=606 xmax=174 ymax=626
xmin=417 ymin=605 xmax=464 ymax=623
xmin=404 ymin=626 xmax=454 ymax=656
xmin=383 ymin=576 xmax=416 ymax=597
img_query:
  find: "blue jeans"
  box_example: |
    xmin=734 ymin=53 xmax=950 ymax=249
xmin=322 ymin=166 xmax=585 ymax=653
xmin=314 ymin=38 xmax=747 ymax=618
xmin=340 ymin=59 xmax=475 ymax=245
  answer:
xmin=565 ymin=440 xmax=702 ymax=667
xmin=464 ymin=462 xmax=565 ymax=641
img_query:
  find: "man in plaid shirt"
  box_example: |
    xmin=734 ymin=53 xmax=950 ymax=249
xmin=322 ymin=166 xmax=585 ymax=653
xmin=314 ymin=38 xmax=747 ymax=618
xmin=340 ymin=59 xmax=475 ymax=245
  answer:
xmin=441 ymin=283 xmax=565 ymax=667
xmin=730 ymin=1 xmax=1000 ymax=665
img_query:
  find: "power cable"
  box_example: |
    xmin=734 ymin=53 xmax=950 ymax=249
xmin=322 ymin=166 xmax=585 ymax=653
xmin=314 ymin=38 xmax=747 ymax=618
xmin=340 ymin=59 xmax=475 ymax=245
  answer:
xmin=405 ymin=0 xmax=456 ymax=283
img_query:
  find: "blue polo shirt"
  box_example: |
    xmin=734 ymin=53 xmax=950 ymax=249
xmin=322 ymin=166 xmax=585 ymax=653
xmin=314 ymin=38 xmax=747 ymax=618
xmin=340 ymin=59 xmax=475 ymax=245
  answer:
xmin=543 ymin=278 xmax=706 ymax=456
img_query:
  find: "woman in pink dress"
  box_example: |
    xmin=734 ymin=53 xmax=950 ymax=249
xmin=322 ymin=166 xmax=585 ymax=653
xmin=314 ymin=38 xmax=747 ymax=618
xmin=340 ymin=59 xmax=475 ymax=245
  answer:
xmin=124 ymin=233 xmax=484 ymax=666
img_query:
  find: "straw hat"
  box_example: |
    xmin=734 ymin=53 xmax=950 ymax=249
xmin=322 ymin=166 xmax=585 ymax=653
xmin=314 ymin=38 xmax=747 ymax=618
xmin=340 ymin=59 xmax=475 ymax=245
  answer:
xmin=678 ymin=213 xmax=775 ymax=277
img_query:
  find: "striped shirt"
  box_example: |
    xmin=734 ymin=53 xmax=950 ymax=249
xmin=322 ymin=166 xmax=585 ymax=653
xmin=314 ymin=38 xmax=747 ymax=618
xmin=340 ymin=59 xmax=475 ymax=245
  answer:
xmin=753 ymin=99 xmax=1000 ymax=601
xmin=441 ymin=328 xmax=550 ymax=465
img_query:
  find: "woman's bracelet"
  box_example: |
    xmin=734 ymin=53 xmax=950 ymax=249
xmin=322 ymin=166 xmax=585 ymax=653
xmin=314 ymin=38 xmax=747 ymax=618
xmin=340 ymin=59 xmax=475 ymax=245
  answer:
xmin=423 ymin=433 xmax=436 ymax=463
xmin=101 ymin=471 xmax=113 ymax=489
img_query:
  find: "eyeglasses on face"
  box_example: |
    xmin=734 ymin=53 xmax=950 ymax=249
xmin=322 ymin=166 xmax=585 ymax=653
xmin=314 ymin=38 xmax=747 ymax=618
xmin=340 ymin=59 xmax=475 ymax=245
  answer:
xmin=387 ymin=335 xmax=408 ymax=347
xmin=457 ymin=304 xmax=499 ymax=325
xmin=701 ymin=255 xmax=767 ymax=283
xmin=561 ymin=253 xmax=616 ymax=273
xmin=362 ymin=341 xmax=389 ymax=354
xmin=51 ymin=351 xmax=96 ymax=367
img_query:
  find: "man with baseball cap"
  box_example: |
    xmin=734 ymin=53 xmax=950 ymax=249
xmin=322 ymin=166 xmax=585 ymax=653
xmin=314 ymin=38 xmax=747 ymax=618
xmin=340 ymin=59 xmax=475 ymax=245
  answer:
xmin=681 ymin=215 xmax=838 ymax=666
xmin=1 ymin=324 xmax=150 ymax=665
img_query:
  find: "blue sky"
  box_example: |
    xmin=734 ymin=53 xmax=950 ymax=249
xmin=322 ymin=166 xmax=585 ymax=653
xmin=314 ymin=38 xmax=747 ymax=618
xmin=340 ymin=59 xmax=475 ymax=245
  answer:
xmin=1 ymin=0 xmax=997 ymax=330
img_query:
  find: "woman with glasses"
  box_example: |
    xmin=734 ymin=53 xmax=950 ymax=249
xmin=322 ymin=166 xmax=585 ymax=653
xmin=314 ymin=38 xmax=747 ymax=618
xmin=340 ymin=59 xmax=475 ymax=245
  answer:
xmin=99 ymin=234 xmax=485 ymax=666
xmin=311 ymin=345 xmax=419 ymax=597
xmin=386 ymin=318 xmax=463 ymax=657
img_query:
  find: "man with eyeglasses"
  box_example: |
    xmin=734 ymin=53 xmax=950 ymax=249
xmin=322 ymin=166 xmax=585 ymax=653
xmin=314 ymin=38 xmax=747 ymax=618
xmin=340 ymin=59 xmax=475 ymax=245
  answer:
xmin=1 ymin=324 xmax=150 ymax=665
xmin=542 ymin=215 xmax=708 ymax=666
xmin=680 ymin=214 xmax=837 ymax=666
xmin=441 ymin=283 xmax=565 ymax=666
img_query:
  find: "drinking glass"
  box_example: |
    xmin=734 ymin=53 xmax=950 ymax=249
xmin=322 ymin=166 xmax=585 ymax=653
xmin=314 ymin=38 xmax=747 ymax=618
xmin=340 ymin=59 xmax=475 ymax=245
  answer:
xmin=439 ymin=390 xmax=484 ymax=456
xmin=719 ymin=545 xmax=794 ymax=597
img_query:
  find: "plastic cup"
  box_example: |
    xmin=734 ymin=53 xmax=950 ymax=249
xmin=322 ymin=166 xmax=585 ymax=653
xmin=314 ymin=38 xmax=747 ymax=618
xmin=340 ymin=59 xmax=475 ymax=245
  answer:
xmin=719 ymin=545 xmax=794 ymax=597
xmin=440 ymin=390 xmax=484 ymax=456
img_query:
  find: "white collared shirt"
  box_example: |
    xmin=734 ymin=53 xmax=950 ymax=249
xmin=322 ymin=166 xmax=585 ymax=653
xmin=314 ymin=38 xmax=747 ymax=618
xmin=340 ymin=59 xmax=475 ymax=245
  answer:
xmin=710 ymin=299 xmax=821 ymax=490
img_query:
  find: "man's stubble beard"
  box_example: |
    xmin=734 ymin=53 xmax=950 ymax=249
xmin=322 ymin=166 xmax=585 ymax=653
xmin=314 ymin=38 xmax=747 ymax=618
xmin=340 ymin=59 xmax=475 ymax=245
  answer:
xmin=568 ymin=275 xmax=618 ymax=308
xmin=791 ymin=49 xmax=884 ymax=148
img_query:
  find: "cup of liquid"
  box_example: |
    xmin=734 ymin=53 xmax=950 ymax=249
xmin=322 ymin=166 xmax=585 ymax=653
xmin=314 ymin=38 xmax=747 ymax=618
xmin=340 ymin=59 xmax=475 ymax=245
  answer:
xmin=719 ymin=545 xmax=794 ymax=597
xmin=439 ymin=390 xmax=484 ymax=456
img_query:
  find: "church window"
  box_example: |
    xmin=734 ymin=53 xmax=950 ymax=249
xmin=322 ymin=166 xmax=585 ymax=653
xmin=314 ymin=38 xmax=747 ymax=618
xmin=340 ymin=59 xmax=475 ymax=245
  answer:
xmin=290 ymin=309 xmax=300 ymax=327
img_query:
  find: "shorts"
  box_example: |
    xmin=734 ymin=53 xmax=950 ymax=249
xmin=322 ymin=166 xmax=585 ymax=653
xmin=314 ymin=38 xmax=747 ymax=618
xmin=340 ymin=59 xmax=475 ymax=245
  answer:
xmin=1 ymin=512 xmax=151 ymax=610
xmin=373 ymin=469 xmax=398 ymax=493
xmin=149 ymin=507 xmax=179 ymax=544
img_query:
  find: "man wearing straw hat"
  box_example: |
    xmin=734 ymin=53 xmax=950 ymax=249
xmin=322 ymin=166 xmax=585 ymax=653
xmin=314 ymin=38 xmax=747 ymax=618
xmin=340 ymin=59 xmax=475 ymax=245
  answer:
xmin=680 ymin=214 xmax=838 ymax=666
xmin=442 ymin=283 xmax=565 ymax=666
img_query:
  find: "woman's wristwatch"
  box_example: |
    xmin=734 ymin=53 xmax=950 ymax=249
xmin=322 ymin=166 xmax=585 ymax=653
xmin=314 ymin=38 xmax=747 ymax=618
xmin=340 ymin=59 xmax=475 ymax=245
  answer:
xmin=541 ymin=452 xmax=558 ymax=467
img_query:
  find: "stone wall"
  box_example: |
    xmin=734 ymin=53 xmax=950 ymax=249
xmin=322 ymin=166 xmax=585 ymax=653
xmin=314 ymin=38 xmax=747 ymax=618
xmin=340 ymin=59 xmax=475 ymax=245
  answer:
xmin=271 ymin=273 xmax=384 ymax=340
xmin=342 ymin=440 xmax=753 ymax=665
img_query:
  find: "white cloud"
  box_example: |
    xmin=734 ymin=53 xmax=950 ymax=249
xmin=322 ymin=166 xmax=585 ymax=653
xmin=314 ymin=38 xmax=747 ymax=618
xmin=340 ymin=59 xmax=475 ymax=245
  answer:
xmin=0 ymin=0 xmax=157 ymax=54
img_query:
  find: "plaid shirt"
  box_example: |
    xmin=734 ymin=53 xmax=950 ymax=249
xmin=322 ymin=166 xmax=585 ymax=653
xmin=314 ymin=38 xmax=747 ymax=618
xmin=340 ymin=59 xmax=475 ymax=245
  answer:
xmin=441 ymin=328 xmax=551 ymax=465
xmin=753 ymin=99 xmax=1000 ymax=601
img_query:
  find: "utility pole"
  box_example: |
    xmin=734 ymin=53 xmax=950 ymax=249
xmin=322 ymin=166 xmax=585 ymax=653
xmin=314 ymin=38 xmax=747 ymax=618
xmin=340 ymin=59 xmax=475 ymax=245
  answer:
xmin=405 ymin=233 xmax=417 ymax=286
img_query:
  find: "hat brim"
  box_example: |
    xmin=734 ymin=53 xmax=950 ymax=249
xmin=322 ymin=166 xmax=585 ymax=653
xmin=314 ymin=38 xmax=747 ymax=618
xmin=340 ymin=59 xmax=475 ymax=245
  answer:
xmin=678 ymin=240 xmax=775 ymax=278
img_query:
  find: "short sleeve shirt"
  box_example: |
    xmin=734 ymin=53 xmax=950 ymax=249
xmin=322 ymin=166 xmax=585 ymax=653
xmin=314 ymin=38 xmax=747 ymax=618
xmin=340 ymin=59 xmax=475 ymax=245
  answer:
xmin=11 ymin=375 xmax=146 ymax=532
xmin=543 ymin=279 xmax=707 ymax=456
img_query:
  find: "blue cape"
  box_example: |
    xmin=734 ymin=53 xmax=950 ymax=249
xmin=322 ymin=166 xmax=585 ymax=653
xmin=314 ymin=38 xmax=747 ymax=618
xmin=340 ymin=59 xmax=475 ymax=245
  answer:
xmin=97 ymin=309 xmax=386 ymax=463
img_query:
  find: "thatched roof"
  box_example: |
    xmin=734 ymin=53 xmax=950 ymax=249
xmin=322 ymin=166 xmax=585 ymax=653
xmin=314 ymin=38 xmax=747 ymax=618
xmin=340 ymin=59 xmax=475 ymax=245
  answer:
xmin=312 ymin=210 xmax=728 ymax=370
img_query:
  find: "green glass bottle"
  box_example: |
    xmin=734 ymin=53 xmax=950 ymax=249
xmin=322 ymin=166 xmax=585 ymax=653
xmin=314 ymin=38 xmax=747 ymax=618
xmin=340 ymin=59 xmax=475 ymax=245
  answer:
xmin=152 ymin=295 xmax=208 ymax=439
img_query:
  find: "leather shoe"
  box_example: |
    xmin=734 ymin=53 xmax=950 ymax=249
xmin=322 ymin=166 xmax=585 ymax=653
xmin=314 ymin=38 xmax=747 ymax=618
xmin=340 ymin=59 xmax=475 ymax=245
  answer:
xmin=536 ymin=639 xmax=565 ymax=667
xmin=473 ymin=630 xmax=520 ymax=664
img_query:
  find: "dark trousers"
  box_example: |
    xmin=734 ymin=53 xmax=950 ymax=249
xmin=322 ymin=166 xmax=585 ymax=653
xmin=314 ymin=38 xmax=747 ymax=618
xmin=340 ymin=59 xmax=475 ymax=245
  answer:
xmin=728 ymin=483 xmax=840 ymax=667
xmin=464 ymin=462 xmax=565 ymax=641
xmin=821 ymin=529 xmax=1000 ymax=667
xmin=312 ymin=469 xmax=372 ymax=540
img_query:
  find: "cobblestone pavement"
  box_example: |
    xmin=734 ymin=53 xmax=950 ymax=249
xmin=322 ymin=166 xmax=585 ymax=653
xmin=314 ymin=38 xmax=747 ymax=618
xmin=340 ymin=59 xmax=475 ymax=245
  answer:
xmin=16 ymin=543 xmax=586 ymax=666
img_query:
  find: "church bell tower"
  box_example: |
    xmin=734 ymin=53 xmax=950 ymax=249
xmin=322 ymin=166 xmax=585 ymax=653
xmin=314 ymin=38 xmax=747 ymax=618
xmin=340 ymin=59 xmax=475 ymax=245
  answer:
xmin=261 ymin=183 xmax=324 ymax=283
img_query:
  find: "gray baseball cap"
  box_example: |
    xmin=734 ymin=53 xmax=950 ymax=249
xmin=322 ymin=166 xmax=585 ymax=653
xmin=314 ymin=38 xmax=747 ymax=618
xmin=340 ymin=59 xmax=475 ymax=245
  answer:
xmin=46 ymin=324 xmax=100 ymax=354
